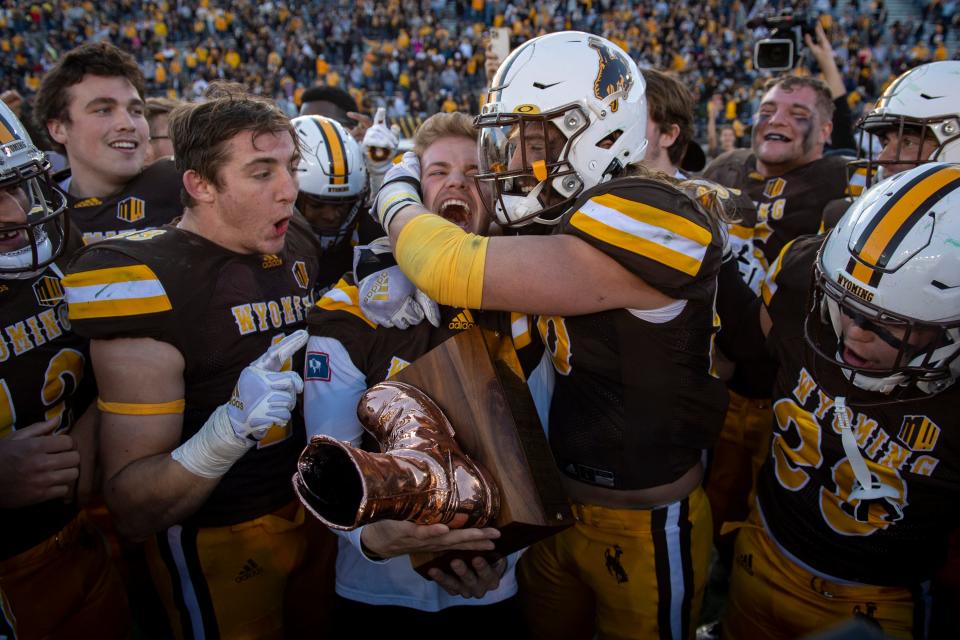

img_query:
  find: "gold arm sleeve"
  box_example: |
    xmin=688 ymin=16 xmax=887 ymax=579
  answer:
xmin=394 ymin=214 xmax=489 ymax=309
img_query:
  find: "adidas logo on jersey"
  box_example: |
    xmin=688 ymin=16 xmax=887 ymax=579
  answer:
xmin=234 ymin=558 xmax=264 ymax=583
xmin=261 ymin=254 xmax=283 ymax=269
xmin=448 ymin=310 xmax=475 ymax=331
xmin=736 ymin=552 xmax=753 ymax=576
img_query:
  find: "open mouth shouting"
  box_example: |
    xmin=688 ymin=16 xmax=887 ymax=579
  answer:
xmin=438 ymin=197 xmax=474 ymax=231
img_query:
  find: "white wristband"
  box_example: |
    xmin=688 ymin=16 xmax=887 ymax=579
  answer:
xmin=376 ymin=180 xmax=421 ymax=231
xmin=171 ymin=404 xmax=254 ymax=478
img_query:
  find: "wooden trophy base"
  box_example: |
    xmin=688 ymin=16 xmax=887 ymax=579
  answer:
xmin=390 ymin=326 xmax=573 ymax=578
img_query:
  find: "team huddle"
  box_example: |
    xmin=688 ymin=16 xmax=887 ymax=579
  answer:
xmin=2 ymin=31 xmax=959 ymax=640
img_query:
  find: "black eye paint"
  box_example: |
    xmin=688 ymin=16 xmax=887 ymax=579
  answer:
xmin=799 ymin=117 xmax=815 ymax=154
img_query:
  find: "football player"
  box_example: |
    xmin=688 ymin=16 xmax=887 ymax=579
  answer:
xmin=824 ymin=60 xmax=960 ymax=228
xmin=33 ymin=41 xmax=182 ymax=244
xmin=292 ymin=114 xmax=373 ymax=292
xmin=702 ymin=74 xmax=851 ymax=568
xmin=373 ymin=32 xmax=729 ymax=639
xmin=303 ymin=112 xmax=552 ymax=635
xmin=718 ymin=162 xmax=960 ymax=639
xmin=62 ymin=93 xmax=325 ymax=638
xmin=0 ymin=102 xmax=129 ymax=638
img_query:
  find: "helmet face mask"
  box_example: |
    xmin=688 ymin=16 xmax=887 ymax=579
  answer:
xmin=0 ymin=102 xmax=68 ymax=280
xmin=477 ymin=31 xmax=648 ymax=229
xmin=295 ymin=191 xmax=366 ymax=250
xmin=292 ymin=114 xmax=368 ymax=251
xmin=805 ymin=162 xmax=960 ymax=401
xmin=475 ymin=104 xmax=589 ymax=227
xmin=850 ymin=61 xmax=960 ymax=189
xmin=805 ymin=262 xmax=960 ymax=400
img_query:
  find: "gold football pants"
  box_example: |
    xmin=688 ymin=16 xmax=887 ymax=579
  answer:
xmin=145 ymin=501 xmax=336 ymax=640
xmin=723 ymin=512 xmax=929 ymax=639
xmin=518 ymin=487 xmax=712 ymax=640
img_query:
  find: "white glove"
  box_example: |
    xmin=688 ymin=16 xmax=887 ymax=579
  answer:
xmin=362 ymin=107 xmax=401 ymax=176
xmin=227 ymin=330 xmax=309 ymax=441
xmin=372 ymin=151 xmax=422 ymax=231
xmin=171 ymin=330 xmax=309 ymax=478
xmin=354 ymin=237 xmax=440 ymax=329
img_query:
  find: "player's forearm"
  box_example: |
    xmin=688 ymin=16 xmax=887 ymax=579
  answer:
xmin=71 ymin=402 xmax=99 ymax=506
xmin=105 ymin=453 xmax=219 ymax=539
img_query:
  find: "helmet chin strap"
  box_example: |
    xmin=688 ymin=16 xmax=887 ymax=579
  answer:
xmin=500 ymin=181 xmax=552 ymax=223
xmin=834 ymin=397 xmax=899 ymax=502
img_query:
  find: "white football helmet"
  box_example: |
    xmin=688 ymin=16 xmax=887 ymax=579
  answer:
xmin=292 ymin=115 xmax=369 ymax=250
xmin=807 ymin=162 xmax=960 ymax=397
xmin=853 ymin=61 xmax=960 ymax=185
xmin=475 ymin=31 xmax=647 ymax=228
xmin=0 ymin=101 xmax=68 ymax=280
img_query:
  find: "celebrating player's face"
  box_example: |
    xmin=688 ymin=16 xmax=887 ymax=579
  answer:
xmin=0 ymin=184 xmax=30 ymax=254
xmin=210 ymin=130 xmax=300 ymax=255
xmin=839 ymin=308 xmax=939 ymax=371
xmin=753 ymin=85 xmax=828 ymax=171
xmin=876 ymin=129 xmax=939 ymax=179
xmin=49 ymin=75 xmax=149 ymax=188
xmin=421 ymin=135 xmax=490 ymax=235
xmin=504 ymin=120 xmax=567 ymax=208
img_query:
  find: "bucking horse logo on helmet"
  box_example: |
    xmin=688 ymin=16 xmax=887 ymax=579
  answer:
xmin=588 ymin=38 xmax=633 ymax=113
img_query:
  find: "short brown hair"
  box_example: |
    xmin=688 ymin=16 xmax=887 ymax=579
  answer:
xmin=169 ymin=92 xmax=297 ymax=207
xmin=763 ymin=75 xmax=835 ymax=122
xmin=33 ymin=42 xmax=146 ymax=154
xmin=145 ymin=97 xmax=181 ymax=123
xmin=641 ymin=68 xmax=696 ymax=166
xmin=413 ymin=112 xmax=477 ymax=156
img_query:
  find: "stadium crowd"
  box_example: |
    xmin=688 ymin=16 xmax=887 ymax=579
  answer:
xmin=2 ymin=0 xmax=959 ymax=144
xmin=3 ymin=1 xmax=960 ymax=640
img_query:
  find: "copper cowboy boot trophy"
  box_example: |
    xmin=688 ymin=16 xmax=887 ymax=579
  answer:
xmin=293 ymin=380 xmax=500 ymax=530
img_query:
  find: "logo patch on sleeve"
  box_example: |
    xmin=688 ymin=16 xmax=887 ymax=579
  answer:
xmin=305 ymin=352 xmax=331 ymax=381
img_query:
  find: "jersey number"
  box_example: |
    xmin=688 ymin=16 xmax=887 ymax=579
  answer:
xmin=771 ymin=398 xmax=906 ymax=536
xmin=0 ymin=348 xmax=85 ymax=438
xmin=537 ymin=316 xmax=572 ymax=376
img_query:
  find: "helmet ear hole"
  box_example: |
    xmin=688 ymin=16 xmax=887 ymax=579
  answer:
xmin=596 ymin=130 xmax=623 ymax=149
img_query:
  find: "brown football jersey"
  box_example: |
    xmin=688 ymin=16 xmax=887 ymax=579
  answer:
xmin=704 ymin=150 xmax=849 ymax=293
xmin=545 ymin=177 xmax=728 ymax=489
xmin=64 ymin=216 xmax=321 ymax=527
xmin=757 ymin=236 xmax=960 ymax=585
xmin=64 ymin=158 xmax=183 ymax=245
xmin=0 ymin=256 xmax=93 ymax=559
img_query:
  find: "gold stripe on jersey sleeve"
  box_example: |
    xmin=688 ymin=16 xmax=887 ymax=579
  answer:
xmin=850 ymin=165 xmax=960 ymax=284
xmin=62 ymin=264 xmax=162 ymax=288
xmin=510 ymin=312 xmax=532 ymax=350
xmin=570 ymin=213 xmax=704 ymax=276
xmin=590 ymin=193 xmax=713 ymax=247
xmin=315 ymin=279 xmax=375 ymax=328
xmin=316 ymin=117 xmax=347 ymax=185
xmin=760 ymin=238 xmax=798 ymax=307
xmin=68 ymin=295 xmax=172 ymax=319
xmin=63 ymin=264 xmax=172 ymax=319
